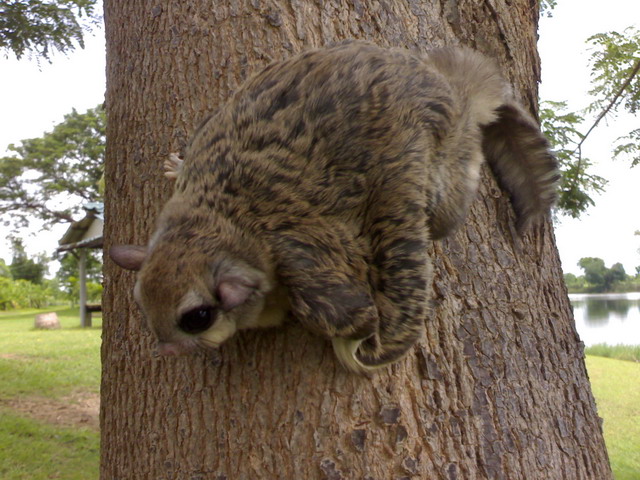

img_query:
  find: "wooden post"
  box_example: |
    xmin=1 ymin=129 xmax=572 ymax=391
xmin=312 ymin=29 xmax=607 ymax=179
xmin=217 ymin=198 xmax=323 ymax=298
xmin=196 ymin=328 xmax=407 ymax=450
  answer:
xmin=79 ymin=249 xmax=90 ymax=327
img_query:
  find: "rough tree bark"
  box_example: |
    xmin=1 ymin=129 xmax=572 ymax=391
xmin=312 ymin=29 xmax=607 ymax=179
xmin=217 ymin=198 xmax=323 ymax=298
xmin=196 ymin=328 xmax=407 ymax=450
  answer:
xmin=102 ymin=1 xmax=612 ymax=478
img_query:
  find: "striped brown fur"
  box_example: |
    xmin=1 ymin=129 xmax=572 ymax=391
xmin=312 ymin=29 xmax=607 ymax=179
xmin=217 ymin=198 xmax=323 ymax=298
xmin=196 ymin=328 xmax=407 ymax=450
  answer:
xmin=111 ymin=41 xmax=559 ymax=373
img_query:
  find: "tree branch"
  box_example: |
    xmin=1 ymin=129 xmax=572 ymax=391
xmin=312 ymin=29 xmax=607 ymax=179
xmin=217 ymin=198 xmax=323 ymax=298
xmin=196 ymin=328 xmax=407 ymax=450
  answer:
xmin=1 ymin=201 xmax=76 ymax=223
xmin=565 ymin=58 xmax=640 ymax=198
xmin=571 ymin=58 xmax=640 ymax=157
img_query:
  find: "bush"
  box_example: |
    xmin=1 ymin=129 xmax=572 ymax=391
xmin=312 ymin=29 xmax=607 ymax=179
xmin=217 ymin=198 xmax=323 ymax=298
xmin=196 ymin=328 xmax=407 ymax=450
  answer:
xmin=0 ymin=278 xmax=63 ymax=309
xmin=63 ymin=277 xmax=103 ymax=305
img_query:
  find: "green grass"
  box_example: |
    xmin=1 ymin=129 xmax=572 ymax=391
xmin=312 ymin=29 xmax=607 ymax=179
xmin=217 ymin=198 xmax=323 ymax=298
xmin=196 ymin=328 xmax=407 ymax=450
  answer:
xmin=586 ymin=355 xmax=640 ymax=480
xmin=585 ymin=343 xmax=640 ymax=363
xmin=0 ymin=306 xmax=102 ymax=399
xmin=0 ymin=411 xmax=99 ymax=480
xmin=1 ymin=307 xmax=638 ymax=478
xmin=0 ymin=306 xmax=101 ymax=479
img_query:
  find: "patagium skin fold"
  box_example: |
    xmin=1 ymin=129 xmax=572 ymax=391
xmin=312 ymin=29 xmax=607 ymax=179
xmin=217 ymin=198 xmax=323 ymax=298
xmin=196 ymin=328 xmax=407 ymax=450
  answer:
xmin=110 ymin=40 xmax=559 ymax=374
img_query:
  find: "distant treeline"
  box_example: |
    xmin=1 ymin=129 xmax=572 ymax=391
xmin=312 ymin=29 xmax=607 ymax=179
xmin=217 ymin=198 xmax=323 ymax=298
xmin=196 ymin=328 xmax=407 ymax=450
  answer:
xmin=565 ymin=257 xmax=640 ymax=293
xmin=1 ymin=240 xmax=103 ymax=310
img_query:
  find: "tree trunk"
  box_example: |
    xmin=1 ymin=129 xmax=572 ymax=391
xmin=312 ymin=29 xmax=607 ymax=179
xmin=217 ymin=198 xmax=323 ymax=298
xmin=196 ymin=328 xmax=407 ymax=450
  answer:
xmin=101 ymin=1 xmax=611 ymax=478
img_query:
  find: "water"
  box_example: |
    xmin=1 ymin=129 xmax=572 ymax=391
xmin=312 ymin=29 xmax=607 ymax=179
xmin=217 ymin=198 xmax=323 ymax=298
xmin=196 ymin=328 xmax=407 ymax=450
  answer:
xmin=569 ymin=292 xmax=640 ymax=346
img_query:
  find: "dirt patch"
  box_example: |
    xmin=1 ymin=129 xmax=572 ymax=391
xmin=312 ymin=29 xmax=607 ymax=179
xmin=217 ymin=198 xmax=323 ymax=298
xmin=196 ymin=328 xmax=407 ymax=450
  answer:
xmin=1 ymin=391 xmax=100 ymax=431
xmin=0 ymin=353 xmax=31 ymax=361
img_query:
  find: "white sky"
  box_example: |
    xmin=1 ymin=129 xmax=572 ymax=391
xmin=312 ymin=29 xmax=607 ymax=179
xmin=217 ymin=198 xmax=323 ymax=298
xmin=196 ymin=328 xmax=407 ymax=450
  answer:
xmin=538 ymin=0 xmax=640 ymax=275
xmin=0 ymin=23 xmax=106 ymax=269
xmin=0 ymin=0 xmax=639 ymax=277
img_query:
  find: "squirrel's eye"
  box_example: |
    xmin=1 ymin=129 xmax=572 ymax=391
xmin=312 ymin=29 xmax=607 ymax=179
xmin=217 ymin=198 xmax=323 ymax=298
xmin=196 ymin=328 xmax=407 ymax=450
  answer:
xmin=179 ymin=306 xmax=216 ymax=334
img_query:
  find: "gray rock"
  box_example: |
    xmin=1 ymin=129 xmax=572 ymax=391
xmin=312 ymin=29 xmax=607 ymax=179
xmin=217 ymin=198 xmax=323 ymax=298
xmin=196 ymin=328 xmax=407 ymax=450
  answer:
xmin=34 ymin=312 xmax=61 ymax=330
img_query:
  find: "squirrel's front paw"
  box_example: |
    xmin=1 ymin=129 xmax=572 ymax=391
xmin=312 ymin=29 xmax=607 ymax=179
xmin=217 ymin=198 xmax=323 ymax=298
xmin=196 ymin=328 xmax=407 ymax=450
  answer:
xmin=164 ymin=152 xmax=184 ymax=179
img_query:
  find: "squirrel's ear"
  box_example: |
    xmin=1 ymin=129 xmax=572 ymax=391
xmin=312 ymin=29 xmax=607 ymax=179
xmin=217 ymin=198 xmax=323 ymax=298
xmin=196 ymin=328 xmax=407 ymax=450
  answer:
xmin=216 ymin=265 xmax=270 ymax=311
xmin=110 ymin=245 xmax=148 ymax=271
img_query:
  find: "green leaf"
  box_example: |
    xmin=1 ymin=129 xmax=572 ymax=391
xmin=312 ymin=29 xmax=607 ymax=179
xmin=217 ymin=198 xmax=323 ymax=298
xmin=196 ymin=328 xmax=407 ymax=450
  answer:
xmin=587 ymin=27 xmax=640 ymax=115
xmin=540 ymin=101 xmax=607 ymax=219
xmin=0 ymin=0 xmax=99 ymax=62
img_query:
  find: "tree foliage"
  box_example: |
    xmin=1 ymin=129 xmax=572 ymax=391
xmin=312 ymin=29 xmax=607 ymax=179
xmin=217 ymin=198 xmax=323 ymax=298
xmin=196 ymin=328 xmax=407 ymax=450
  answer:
xmin=8 ymin=237 xmax=48 ymax=285
xmin=587 ymin=28 xmax=640 ymax=116
xmin=0 ymin=258 xmax=11 ymax=279
xmin=56 ymin=249 xmax=102 ymax=302
xmin=0 ymin=277 xmax=60 ymax=309
xmin=0 ymin=0 xmax=98 ymax=61
xmin=586 ymin=27 xmax=640 ymax=166
xmin=539 ymin=0 xmax=557 ymax=18
xmin=540 ymin=101 xmax=607 ymax=218
xmin=0 ymin=105 xmax=105 ymax=229
xmin=542 ymin=27 xmax=640 ymax=219
xmin=577 ymin=257 xmax=628 ymax=292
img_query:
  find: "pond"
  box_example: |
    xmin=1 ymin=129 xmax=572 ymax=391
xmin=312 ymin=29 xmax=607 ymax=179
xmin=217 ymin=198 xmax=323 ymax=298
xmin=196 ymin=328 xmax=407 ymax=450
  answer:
xmin=569 ymin=292 xmax=640 ymax=346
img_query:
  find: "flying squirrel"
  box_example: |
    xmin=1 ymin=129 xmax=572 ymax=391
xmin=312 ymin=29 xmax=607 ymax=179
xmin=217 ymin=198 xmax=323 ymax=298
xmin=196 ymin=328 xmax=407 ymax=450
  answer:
xmin=110 ymin=40 xmax=559 ymax=374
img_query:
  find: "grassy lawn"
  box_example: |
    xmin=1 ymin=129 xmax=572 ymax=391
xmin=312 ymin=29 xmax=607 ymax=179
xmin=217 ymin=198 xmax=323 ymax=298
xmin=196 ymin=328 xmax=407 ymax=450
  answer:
xmin=0 ymin=306 xmax=101 ymax=480
xmin=0 ymin=307 xmax=638 ymax=478
xmin=586 ymin=355 xmax=640 ymax=480
xmin=0 ymin=306 xmax=101 ymax=399
xmin=0 ymin=412 xmax=99 ymax=480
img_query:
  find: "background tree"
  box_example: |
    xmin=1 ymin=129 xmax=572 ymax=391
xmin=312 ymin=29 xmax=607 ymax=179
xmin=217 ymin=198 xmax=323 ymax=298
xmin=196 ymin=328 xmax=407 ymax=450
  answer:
xmin=8 ymin=237 xmax=47 ymax=285
xmin=540 ymin=101 xmax=606 ymax=217
xmin=0 ymin=105 xmax=105 ymax=229
xmin=563 ymin=272 xmax=583 ymax=292
xmin=577 ymin=257 xmax=629 ymax=292
xmin=56 ymin=250 xmax=103 ymax=303
xmin=578 ymin=257 xmax=608 ymax=288
xmin=0 ymin=258 xmax=11 ymax=279
xmin=102 ymin=1 xmax=611 ymax=478
xmin=0 ymin=0 xmax=99 ymax=61
xmin=541 ymin=26 xmax=640 ymax=218
xmin=607 ymin=262 xmax=627 ymax=289
xmin=587 ymin=27 xmax=640 ymax=165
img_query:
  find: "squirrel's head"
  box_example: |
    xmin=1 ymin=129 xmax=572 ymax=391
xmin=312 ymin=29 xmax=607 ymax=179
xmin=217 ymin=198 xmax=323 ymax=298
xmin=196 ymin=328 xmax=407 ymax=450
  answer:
xmin=110 ymin=225 xmax=273 ymax=356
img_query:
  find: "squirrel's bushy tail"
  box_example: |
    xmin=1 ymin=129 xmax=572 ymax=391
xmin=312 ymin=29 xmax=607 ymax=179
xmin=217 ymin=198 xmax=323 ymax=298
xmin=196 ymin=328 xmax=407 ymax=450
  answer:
xmin=429 ymin=47 xmax=560 ymax=232
xmin=481 ymin=103 xmax=560 ymax=232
